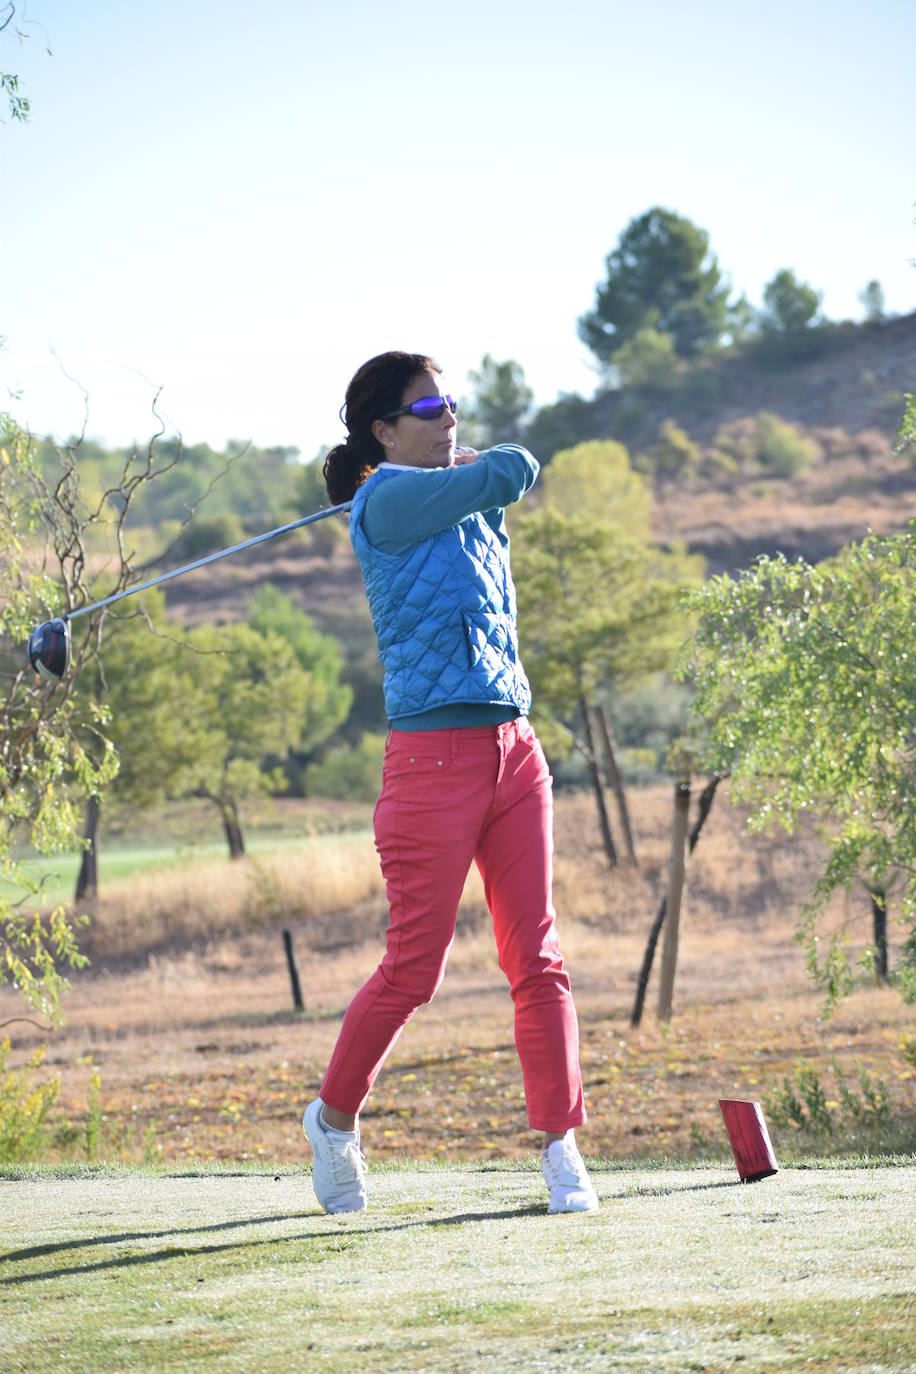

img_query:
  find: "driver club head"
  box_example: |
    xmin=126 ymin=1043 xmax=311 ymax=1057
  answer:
xmin=28 ymin=617 xmax=72 ymax=684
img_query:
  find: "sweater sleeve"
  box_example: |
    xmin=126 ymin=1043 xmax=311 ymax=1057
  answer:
xmin=361 ymin=444 xmax=538 ymax=554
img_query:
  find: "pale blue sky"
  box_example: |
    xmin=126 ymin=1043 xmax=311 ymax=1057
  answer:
xmin=3 ymin=0 xmax=914 ymax=460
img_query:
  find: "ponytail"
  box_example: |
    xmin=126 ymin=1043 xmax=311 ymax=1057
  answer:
xmin=322 ymin=441 xmax=379 ymax=505
xmin=324 ymin=350 xmax=440 ymax=504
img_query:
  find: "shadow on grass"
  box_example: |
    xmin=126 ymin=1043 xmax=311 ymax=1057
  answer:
xmin=0 ymin=1212 xmax=314 ymax=1264
xmin=611 ymin=1178 xmax=745 ymax=1199
xmin=0 ymin=1204 xmax=548 ymax=1286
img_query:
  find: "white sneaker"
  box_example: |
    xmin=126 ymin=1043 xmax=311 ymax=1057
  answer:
xmin=303 ymin=1097 xmax=368 ymax=1214
xmin=541 ymin=1132 xmax=599 ymax=1214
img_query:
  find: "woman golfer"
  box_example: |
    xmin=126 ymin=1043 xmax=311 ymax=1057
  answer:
xmin=303 ymin=351 xmax=597 ymax=1215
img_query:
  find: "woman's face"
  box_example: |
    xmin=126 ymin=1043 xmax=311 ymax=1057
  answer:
xmin=372 ymin=371 xmax=458 ymax=469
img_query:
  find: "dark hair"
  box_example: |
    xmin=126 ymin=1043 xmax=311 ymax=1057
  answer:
xmin=323 ymin=351 xmax=440 ymax=504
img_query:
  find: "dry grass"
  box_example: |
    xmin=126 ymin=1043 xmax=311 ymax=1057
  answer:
xmin=651 ymin=447 xmax=916 ymax=572
xmin=1 ymin=783 xmax=913 ymax=1167
xmin=80 ymin=832 xmax=386 ymax=962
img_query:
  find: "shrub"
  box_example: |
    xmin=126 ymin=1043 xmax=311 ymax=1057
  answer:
xmin=704 ymin=448 xmax=740 ymax=476
xmin=713 ymin=412 xmax=819 ymax=477
xmin=0 ymin=1038 xmax=60 ymax=1163
xmin=524 ymin=393 xmax=598 ymax=464
xmin=642 ymin=419 xmax=701 ymax=480
xmin=166 ymin=512 xmax=246 ymax=562
xmin=679 ymin=361 xmax=723 ymax=408
xmin=752 ymin=411 xmax=820 ymax=476
xmin=613 ymin=397 xmax=648 ymax=438
xmin=305 ymin=731 xmax=386 ymax=802
xmin=611 ymin=327 xmax=678 ymax=390
xmin=712 ymin=416 xmax=755 ymax=466
xmin=762 ymin=1058 xmax=915 ymax=1154
xmin=618 ymin=747 xmax=659 ymax=784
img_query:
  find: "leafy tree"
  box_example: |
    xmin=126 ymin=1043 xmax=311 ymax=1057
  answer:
xmin=1 ymin=2 xmax=47 ymax=123
xmin=69 ymin=590 xmax=201 ymax=897
xmin=524 ymin=393 xmax=597 ymax=465
xmin=298 ymin=452 xmax=330 ymax=513
xmin=896 ymin=394 xmax=916 ymax=459
xmin=173 ymin=621 xmax=314 ymax=858
xmin=1 ymin=69 xmax=28 ymax=121
xmin=0 ymin=404 xmax=193 ymax=1016
xmin=578 ymin=207 xmax=730 ymax=363
xmin=0 ymin=425 xmax=112 ymax=1016
xmin=535 ymin=439 xmax=651 ymax=524
xmin=126 ymin=585 xmax=351 ymax=857
xmin=751 ymin=412 xmax=819 ymax=476
xmin=759 ymin=268 xmax=822 ymax=334
xmin=71 ymin=585 xmax=352 ymax=882
xmin=725 ymin=292 xmax=757 ymax=345
xmin=165 ymin=512 xmax=246 ymax=563
xmin=304 ymin=731 xmax=385 ymax=802
xmin=247 ymin=584 xmax=352 ymax=790
xmin=462 ymin=355 xmax=534 ymax=448
xmin=611 ymin=327 xmax=678 ymax=390
xmin=638 ymin=420 xmax=702 ymax=481
xmin=679 ymin=526 xmax=916 ymax=1004
xmin=512 ymin=441 xmax=703 ymax=858
xmin=860 ymin=279 xmax=885 ymax=324
xmin=35 ymin=436 xmax=304 ymax=541
xmin=713 ymin=412 xmax=819 ymax=476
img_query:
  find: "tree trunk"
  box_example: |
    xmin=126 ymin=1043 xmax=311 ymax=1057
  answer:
xmin=221 ymin=800 xmax=246 ymax=860
xmin=74 ymin=795 xmax=100 ymax=901
xmin=657 ymin=777 xmax=691 ymax=1023
xmin=580 ymin=694 xmax=617 ymax=868
xmin=631 ymin=774 xmax=722 ymax=1027
xmin=595 ymin=702 xmax=637 ymax=865
xmin=870 ymin=888 xmax=888 ymax=982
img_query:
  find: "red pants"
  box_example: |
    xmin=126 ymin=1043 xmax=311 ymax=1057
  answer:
xmin=320 ymin=718 xmax=586 ymax=1133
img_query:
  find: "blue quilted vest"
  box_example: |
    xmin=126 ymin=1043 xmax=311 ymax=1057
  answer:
xmin=350 ymin=468 xmax=532 ymax=722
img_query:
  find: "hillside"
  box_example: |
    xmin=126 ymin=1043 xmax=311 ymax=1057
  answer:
xmin=160 ymin=314 xmax=915 ymax=631
xmin=596 ymin=311 xmax=915 ymax=446
xmin=587 ymin=311 xmax=916 ymax=575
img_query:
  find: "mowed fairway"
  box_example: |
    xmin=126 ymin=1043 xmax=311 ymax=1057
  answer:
xmin=0 ymin=1162 xmax=914 ymax=1372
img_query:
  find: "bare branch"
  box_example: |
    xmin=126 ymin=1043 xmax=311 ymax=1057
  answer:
xmin=138 ymin=438 xmax=252 ymax=575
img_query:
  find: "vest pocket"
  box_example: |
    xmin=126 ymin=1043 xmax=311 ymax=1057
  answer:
xmin=463 ymin=612 xmax=510 ymax=669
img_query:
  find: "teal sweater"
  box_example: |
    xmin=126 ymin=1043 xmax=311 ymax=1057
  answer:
xmin=357 ymin=446 xmax=538 ymax=731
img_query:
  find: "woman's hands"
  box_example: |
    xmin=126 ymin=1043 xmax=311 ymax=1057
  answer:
xmin=452 ymin=446 xmax=478 ymax=466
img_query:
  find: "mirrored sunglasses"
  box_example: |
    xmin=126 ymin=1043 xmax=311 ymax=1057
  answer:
xmin=382 ymin=394 xmax=458 ymax=422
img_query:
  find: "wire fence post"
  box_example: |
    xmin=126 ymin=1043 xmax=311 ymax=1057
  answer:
xmin=283 ymin=929 xmax=304 ymax=1012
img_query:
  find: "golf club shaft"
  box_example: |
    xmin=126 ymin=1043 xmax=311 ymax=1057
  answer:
xmin=64 ymin=501 xmax=352 ymax=623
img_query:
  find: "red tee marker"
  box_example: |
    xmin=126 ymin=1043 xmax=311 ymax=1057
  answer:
xmin=718 ymin=1099 xmax=779 ymax=1182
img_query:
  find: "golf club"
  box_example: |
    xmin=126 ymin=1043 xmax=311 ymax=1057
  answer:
xmin=27 ymin=500 xmax=353 ymax=684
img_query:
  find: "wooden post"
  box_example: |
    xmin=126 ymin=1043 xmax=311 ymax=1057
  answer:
xmin=595 ymin=703 xmax=637 ymax=865
xmin=632 ymin=774 xmax=722 ymax=1028
xmin=580 ymin=694 xmax=618 ymax=868
xmin=657 ymin=777 xmax=690 ymax=1022
xmin=631 ymin=893 xmax=667 ymax=1028
xmin=283 ymin=930 xmax=305 ymax=1012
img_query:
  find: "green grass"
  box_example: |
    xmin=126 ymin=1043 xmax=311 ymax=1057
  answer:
xmin=0 ymin=1160 xmax=913 ymax=1372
